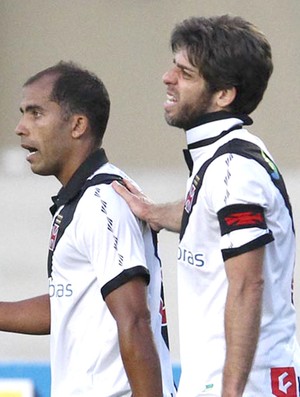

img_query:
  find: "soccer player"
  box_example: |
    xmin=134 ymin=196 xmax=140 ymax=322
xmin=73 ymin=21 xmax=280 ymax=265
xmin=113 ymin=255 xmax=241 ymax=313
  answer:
xmin=0 ymin=61 xmax=175 ymax=397
xmin=113 ymin=15 xmax=300 ymax=397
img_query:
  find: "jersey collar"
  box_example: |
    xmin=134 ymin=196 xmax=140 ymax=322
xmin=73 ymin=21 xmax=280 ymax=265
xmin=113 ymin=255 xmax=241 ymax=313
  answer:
xmin=186 ymin=111 xmax=252 ymax=148
xmin=50 ymin=148 xmax=108 ymax=215
xmin=183 ymin=111 xmax=253 ymax=174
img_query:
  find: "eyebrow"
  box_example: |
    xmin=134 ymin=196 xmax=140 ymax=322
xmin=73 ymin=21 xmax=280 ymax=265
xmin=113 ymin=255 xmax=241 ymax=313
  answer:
xmin=173 ymin=59 xmax=197 ymax=74
xmin=19 ymin=104 xmax=44 ymax=114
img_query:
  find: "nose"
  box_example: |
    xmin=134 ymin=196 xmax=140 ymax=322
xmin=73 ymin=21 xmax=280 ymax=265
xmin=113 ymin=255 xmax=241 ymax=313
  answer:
xmin=162 ymin=67 xmax=177 ymax=85
xmin=15 ymin=117 xmax=28 ymax=136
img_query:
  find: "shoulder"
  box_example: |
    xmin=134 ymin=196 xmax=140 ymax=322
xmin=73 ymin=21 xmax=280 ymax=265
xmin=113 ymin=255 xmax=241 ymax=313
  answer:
xmin=202 ymin=141 xmax=274 ymax=211
xmin=76 ymin=169 xmax=141 ymax=225
xmin=204 ymin=134 xmax=274 ymax=184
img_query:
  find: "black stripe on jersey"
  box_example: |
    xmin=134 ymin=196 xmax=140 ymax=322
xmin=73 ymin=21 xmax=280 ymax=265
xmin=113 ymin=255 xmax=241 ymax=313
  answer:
xmin=217 ymin=203 xmax=268 ymax=236
xmin=151 ymin=229 xmax=170 ymax=349
xmin=222 ymin=233 xmax=274 ymax=261
xmin=48 ymin=173 xmax=123 ymax=278
xmin=180 ymin=138 xmax=294 ymax=241
xmin=101 ymin=266 xmax=150 ymax=300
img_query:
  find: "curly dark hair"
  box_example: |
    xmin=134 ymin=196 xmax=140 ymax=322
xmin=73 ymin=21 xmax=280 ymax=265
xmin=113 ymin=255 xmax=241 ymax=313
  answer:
xmin=170 ymin=15 xmax=273 ymax=115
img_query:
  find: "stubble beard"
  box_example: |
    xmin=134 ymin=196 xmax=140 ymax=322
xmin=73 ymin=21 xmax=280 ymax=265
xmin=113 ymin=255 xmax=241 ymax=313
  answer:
xmin=164 ymin=92 xmax=215 ymax=131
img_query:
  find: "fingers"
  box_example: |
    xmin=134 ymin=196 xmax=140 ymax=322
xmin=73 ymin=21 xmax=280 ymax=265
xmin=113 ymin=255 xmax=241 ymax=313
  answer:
xmin=112 ymin=179 xmax=157 ymax=226
xmin=121 ymin=178 xmax=142 ymax=194
xmin=111 ymin=180 xmax=133 ymax=201
xmin=112 ymin=179 xmax=141 ymax=196
xmin=112 ymin=179 xmax=151 ymax=222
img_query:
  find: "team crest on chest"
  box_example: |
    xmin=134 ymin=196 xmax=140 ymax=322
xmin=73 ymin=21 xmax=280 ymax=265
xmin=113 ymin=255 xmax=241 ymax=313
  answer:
xmin=184 ymin=175 xmax=200 ymax=213
xmin=49 ymin=214 xmax=63 ymax=251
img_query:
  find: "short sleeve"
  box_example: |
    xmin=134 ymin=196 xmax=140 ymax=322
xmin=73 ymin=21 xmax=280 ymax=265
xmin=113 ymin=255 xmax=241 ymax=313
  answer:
xmin=205 ymin=154 xmax=274 ymax=260
xmin=74 ymin=183 xmax=150 ymax=298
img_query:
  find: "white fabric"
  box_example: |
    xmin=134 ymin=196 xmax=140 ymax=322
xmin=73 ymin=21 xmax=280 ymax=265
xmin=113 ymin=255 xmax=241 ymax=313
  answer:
xmin=49 ymin=163 xmax=175 ymax=397
xmin=177 ymin=117 xmax=300 ymax=397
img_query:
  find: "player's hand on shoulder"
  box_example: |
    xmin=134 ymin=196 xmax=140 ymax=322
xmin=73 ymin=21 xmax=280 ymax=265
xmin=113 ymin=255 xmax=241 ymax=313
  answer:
xmin=112 ymin=179 xmax=155 ymax=225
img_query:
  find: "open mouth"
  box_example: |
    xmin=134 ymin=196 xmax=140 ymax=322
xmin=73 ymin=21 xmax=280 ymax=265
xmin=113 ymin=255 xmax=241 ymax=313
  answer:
xmin=166 ymin=93 xmax=177 ymax=104
xmin=22 ymin=144 xmax=38 ymax=160
xmin=164 ymin=93 xmax=178 ymax=112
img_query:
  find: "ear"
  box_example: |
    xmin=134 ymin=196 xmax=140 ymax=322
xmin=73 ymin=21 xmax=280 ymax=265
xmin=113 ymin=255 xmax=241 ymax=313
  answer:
xmin=71 ymin=115 xmax=89 ymax=139
xmin=215 ymin=86 xmax=237 ymax=109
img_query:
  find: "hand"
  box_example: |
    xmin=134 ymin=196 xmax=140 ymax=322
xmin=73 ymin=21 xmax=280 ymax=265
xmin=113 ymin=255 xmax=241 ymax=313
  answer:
xmin=113 ymin=179 xmax=184 ymax=233
xmin=112 ymin=179 xmax=160 ymax=231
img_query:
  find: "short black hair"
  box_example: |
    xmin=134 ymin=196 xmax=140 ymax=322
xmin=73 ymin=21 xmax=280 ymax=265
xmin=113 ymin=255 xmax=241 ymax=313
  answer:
xmin=24 ymin=61 xmax=110 ymax=145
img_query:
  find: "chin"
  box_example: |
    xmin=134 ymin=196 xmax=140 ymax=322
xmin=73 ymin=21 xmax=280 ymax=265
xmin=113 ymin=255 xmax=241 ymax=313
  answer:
xmin=166 ymin=118 xmax=188 ymax=130
xmin=165 ymin=115 xmax=180 ymax=128
xmin=31 ymin=166 xmax=51 ymax=177
xmin=165 ymin=112 xmax=191 ymax=129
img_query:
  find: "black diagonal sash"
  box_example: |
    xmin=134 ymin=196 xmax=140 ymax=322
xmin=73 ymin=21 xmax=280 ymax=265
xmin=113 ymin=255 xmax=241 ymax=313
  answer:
xmin=48 ymin=174 xmax=123 ymax=278
xmin=180 ymin=138 xmax=294 ymax=240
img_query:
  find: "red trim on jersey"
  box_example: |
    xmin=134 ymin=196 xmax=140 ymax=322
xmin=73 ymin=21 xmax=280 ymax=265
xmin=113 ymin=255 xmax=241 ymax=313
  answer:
xmin=218 ymin=203 xmax=267 ymax=236
xmin=224 ymin=211 xmax=264 ymax=227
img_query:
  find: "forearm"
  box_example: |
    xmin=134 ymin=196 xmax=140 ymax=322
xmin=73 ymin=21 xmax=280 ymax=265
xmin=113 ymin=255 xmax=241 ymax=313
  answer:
xmin=119 ymin=317 xmax=163 ymax=397
xmin=222 ymin=283 xmax=263 ymax=397
xmin=0 ymin=294 xmax=50 ymax=335
xmin=149 ymin=199 xmax=184 ymax=233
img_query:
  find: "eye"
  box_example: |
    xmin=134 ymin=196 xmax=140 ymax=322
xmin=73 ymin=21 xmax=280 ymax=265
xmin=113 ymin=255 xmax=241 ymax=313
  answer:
xmin=176 ymin=65 xmax=193 ymax=79
xmin=182 ymin=69 xmax=192 ymax=79
xmin=32 ymin=109 xmax=42 ymax=118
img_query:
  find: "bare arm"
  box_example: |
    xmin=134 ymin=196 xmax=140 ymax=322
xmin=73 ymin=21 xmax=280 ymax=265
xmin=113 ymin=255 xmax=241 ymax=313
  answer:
xmin=222 ymin=246 xmax=265 ymax=397
xmin=0 ymin=294 xmax=50 ymax=335
xmin=112 ymin=179 xmax=184 ymax=233
xmin=105 ymin=277 xmax=163 ymax=397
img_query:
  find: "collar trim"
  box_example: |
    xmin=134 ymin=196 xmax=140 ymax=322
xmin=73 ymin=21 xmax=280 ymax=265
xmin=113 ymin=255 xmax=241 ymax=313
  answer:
xmin=186 ymin=111 xmax=252 ymax=148
xmin=187 ymin=124 xmax=243 ymax=150
xmin=187 ymin=111 xmax=252 ymax=129
xmin=51 ymin=148 xmax=108 ymax=213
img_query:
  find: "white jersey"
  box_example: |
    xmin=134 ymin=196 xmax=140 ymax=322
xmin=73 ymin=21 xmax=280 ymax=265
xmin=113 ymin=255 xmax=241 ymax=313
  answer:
xmin=48 ymin=149 xmax=175 ymax=397
xmin=177 ymin=113 xmax=300 ymax=397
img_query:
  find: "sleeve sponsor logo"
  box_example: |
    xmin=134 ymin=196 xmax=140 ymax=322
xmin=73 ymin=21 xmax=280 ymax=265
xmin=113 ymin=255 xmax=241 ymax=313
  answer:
xmin=271 ymin=367 xmax=298 ymax=397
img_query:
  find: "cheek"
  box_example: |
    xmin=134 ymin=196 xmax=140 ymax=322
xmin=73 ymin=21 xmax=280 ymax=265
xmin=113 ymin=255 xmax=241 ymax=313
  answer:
xmin=51 ymin=139 xmax=68 ymax=159
xmin=44 ymin=127 xmax=69 ymax=150
xmin=181 ymin=86 xmax=200 ymax=105
xmin=40 ymin=135 xmax=65 ymax=163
